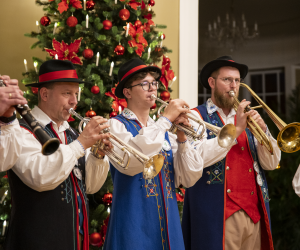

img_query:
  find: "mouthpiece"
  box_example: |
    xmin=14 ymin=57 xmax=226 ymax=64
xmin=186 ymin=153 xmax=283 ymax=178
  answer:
xmin=150 ymin=94 xmax=157 ymax=100
xmin=229 ymin=91 xmax=235 ymax=97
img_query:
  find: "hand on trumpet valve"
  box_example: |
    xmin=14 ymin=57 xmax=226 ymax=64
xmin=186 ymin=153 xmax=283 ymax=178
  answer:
xmin=0 ymin=75 xmax=27 ymax=117
xmin=174 ymin=114 xmax=191 ymax=142
xmin=235 ymin=99 xmax=251 ymax=138
xmin=96 ymin=138 xmax=113 ymax=157
xmin=77 ymin=116 xmax=110 ymax=150
xmin=162 ymin=99 xmax=190 ymax=122
xmin=248 ymin=110 xmax=267 ymax=132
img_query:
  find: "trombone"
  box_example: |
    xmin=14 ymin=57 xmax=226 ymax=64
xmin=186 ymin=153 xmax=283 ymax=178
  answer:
xmin=230 ymin=83 xmax=300 ymax=153
xmin=151 ymin=94 xmax=237 ymax=148
xmin=68 ymin=108 xmax=164 ymax=179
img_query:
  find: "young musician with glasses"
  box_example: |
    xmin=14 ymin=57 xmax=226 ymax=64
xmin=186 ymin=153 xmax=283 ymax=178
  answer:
xmin=103 ymin=58 xmax=237 ymax=250
xmin=182 ymin=56 xmax=281 ymax=250
xmin=0 ymin=75 xmax=27 ymax=171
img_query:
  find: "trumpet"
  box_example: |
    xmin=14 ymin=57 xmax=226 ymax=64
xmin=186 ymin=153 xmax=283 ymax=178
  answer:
xmin=0 ymin=78 xmax=60 ymax=155
xmin=68 ymin=108 xmax=165 ymax=179
xmin=151 ymin=94 xmax=236 ymax=148
xmin=231 ymin=83 xmax=300 ymax=153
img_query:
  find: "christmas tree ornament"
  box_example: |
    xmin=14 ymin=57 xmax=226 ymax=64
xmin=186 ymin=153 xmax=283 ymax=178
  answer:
xmin=164 ymin=56 xmax=170 ymax=64
xmin=103 ymin=19 xmax=112 ymax=30
xmin=114 ymin=44 xmax=125 ymax=56
xmin=40 ymin=16 xmax=51 ymax=26
xmin=135 ymin=19 xmax=142 ymax=28
xmin=150 ymin=103 xmax=156 ymax=110
xmin=91 ymin=85 xmax=100 ymax=94
xmin=109 ymin=111 xmax=118 ymax=118
xmin=83 ymin=48 xmax=94 ymax=59
xmin=102 ymin=192 xmax=113 ymax=206
xmin=119 ymin=8 xmax=130 ymax=21
xmin=148 ymin=0 xmax=155 ymax=6
xmin=154 ymin=46 xmax=164 ymax=57
xmin=66 ymin=14 xmax=78 ymax=27
xmin=89 ymin=232 xmax=102 ymax=246
xmin=160 ymin=90 xmax=170 ymax=101
xmin=31 ymin=87 xmax=38 ymax=95
xmin=86 ymin=0 xmax=95 ymax=10
xmin=161 ymin=33 xmax=166 ymax=40
xmin=86 ymin=108 xmax=96 ymax=118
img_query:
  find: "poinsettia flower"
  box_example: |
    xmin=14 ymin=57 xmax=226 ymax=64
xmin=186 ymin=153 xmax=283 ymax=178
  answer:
xmin=176 ymin=188 xmax=185 ymax=202
xmin=120 ymin=0 xmax=141 ymax=10
xmin=67 ymin=115 xmax=75 ymax=122
xmin=143 ymin=13 xmax=152 ymax=20
xmin=45 ymin=38 xmax=83 ymax=65
xmin=144 ymin=19 xmax=155 ymax=33
xmin=58 ymin=0 xmax=82 ymax=14
xmin=160 ymin=56 xmax=174 ymax=89
xmin=105 ymin=87 xmax=127 ymax=111
xmin=125 ymin=23 xmax=148 ymax=57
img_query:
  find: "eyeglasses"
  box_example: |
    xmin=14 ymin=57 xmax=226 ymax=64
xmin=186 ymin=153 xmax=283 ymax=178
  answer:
xmin=212 ymin=77 xmax=243 ymax=85
xmin=128 ymin=81 xmax=159 ymax=91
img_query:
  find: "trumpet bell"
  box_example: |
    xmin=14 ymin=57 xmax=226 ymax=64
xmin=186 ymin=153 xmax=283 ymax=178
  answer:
xmin=218 ymin=124 xmax=236 ymax=148
xmin=277 ymin=122 xmax=300 ymax=153
xmin=143 ymin=154 xmax=165 ymax=179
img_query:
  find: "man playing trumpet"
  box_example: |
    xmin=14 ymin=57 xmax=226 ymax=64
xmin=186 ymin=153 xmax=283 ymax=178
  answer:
xmin=0 ymin=75 xmax=27 ymax=171
xmin=103 ymin=58 xmax=246 ymax=250
xmin=5 ymin=60 xmax=111 ymax=250
xmin=182 ymin=56 xmax=281 ymax=250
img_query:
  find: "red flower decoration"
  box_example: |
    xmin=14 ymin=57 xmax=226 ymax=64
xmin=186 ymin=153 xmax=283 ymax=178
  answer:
xmin=176 ymin=188 xmax=185 ymax=202
xmin=160 ymin=56 xmax=175 ymax=89
xmin=45 ymin=38 xmax=83 ymax=65
xmin=143 ymin=19 xmax=155 ymax=33
xmin=125 ymin=23 xmax=148 ymax=57
xmin=120 ymin=0 xmax=141 ymax=10
xmin=105 ymin=87 xmax=127 ymax=112
xmin=67 ymin=115 xmax=75 ymax=122
xmin=58 ymin=0 xmax=82 ymax=14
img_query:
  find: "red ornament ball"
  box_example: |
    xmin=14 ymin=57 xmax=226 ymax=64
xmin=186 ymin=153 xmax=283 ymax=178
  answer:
xmin=150 ymin=103 xmax=156 ymax=110
xmin=86 ymin=0 xmax=95 ymax=10
xmin=66 ymin=15 xmax=78 ymax=27
xmin=89 ymin=232 xmax=102 ymax=246
xmin=148 ymin=0 xmax=155 ymax=6
xmin=91 ymin=85 xmax=100 ymax=94
xmin=114 ymin=45 xmax=125 ymax=56
xmin=102 ymin=192 xmax=113 ymax=206
xmin=109 ymin=111 xmax=118 ymax=118
xmin=31 ymin=87 xmax=38 ymax=95
xmin=40 ymin=16 xmax=51 ymax=26
xmin=165 ymin=57 xmax=171 ymax=64
xmin=135 ymin=20 xmax=142 ymax=28
xmin=161 ymin=33 xmax=166 ymax=40
xmin=86 ymin=109 xmax=97 ymax=118
xmin=119 ymin=8 xmax=130 ymax=21
xmin=83 ymin=48 xmax=94 ymax=59
xmin=103 ymin=20 xmax=112 ymax=30
xmin=160 ymin=90 xmax=170 ymax=101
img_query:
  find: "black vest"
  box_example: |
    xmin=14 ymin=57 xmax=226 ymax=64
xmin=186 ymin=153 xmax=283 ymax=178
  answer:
xmin=5 ymin=119 xmax=88 ymax=250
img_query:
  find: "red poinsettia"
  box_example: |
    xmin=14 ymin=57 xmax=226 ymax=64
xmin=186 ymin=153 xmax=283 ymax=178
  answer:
xmin=176 ymin=188 xmax=185 ymax=202
xmin=67 ymin=115 xmax=75 ymax=122
xmin=45 ymin=38 xmax=83 ymax=65
xmin=58 ymin=0 xmax=82 ymax=14
xmin=125 ymin=23 xmax=148 ymax=57
xmin=160 ymin=56 xmax=175 ymax=89
xmin=105 ymin=87 xmax=127 ymax=112
xmin=120 ymin=0 xmax=142 ymax=10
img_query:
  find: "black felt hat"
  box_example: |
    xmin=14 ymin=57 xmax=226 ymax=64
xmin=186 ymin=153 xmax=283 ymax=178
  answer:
xmin=200 ymin=56 xmax=248 ymax=89
xmin=26 ymin=60 xmax=91 ymax=87
xmin=115 ymin=58 xmax=161 ymax=98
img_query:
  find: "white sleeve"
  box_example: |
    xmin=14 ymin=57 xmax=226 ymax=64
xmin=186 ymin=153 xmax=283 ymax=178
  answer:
xmin=12 ymin=127 xmax=85 ymax=192
xmin=188 ymin=110 xmax=236 ymax=168
xmin=108 ymin=117 xmax=171 ymax=176
xmin=293 ymin=164 xmax=300 ymax=197
xmin=84 ymin=153 xmax=110 ymax=194
xmin=169 ymin=132 xmax=204 ymax=188
xmin=254 ymin=128 xmax=281 ymax=170
xmin=0 ymin=119 xmax=23 ymax=172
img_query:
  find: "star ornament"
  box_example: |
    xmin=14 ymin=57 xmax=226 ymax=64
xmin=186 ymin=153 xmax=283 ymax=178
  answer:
xmin=58 ymin=0 xmax=83 ymax=14
xmin=45 ymin=38 xmax=83 ymax=65
xmin=125 ymin=23 xmax=148 ymax=57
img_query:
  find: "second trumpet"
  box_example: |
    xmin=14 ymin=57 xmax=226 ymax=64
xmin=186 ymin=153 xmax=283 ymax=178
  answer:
xmin=68 ymin=108 xmax=164 ymax=180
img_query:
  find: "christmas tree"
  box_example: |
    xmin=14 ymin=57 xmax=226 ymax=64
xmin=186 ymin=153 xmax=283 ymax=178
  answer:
xmin=0 ymin=0 xmax=178 ymax=249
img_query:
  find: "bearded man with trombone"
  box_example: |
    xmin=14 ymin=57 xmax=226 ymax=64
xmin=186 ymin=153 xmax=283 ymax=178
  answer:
xmin=182 ymin=56 xmax=281 ymax=250
xmin=4 ymin=60 xmax=111 ymax=250
xmin=102 ymin=58 xmax=249 ymax=250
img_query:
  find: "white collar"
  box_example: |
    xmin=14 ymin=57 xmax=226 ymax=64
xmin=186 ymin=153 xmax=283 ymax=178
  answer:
xmin=206 ymin=98 xmax=236 ymax=118
xmin=31 ymin=106 xmax=70 ymax=132
xmin=121 ymin=108 xmax=155 ymax=127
